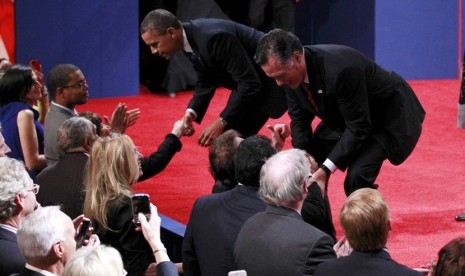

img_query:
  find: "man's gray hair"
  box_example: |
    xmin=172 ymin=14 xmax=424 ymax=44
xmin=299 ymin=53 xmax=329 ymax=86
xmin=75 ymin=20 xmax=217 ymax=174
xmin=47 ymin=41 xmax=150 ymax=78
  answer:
xmin=17 ymin=206 xmax=67 ymax=263
xmin=0 ymin=157 xmax=29 ymax=221
xmin=140 ymin=9 xmax=181 ymax=35
xmin=57 ymin=117 xmax=96 ymax=152
xmin=259 ymin=149 xmax=310 ymax=206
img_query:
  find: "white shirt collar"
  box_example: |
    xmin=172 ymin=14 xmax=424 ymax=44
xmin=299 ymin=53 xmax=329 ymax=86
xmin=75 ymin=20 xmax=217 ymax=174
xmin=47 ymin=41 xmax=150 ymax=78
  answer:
xmin=51 ymin=101 xmax=77 ymax=116
xmin=182 ymin=29 xmax=194 ymax=54
xmin=0 ymin=223 xmax=17 ymax=234
xmin=26 ymin=263 xmax=57 ymax=276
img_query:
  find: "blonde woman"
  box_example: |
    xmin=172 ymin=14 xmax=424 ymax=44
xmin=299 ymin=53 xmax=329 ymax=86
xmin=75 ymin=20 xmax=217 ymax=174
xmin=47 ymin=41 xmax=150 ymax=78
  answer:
xmin=83 ymin=134 xmax=154 ymax=276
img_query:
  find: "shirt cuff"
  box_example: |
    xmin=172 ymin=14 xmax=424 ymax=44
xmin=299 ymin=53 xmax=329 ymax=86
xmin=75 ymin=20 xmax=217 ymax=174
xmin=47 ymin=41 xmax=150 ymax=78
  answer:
xmin=323 ymin=159 xmax=337 ymax=173
xmin=186 ymin=108 xmax=197 ymax=120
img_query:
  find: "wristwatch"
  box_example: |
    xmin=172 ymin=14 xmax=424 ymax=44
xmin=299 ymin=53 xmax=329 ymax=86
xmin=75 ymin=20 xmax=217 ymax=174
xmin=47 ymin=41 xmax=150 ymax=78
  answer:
xmin=219 ymin=117 xmax=228 ymax=126
xmin=320 ymin=164 xmax=331 ymax=177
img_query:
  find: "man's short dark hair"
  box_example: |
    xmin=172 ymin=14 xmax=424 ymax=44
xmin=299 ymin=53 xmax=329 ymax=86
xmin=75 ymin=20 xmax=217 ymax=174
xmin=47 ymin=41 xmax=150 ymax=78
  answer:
xmin=46 ymin=64 xmax=80 ymax=100
xmin=140 ymin=9 xmax=182 ymax=35
xmin=209 ymin=130 xmax=241 ymax=189
xmin=255 ymin=29 xmax=303 ymax=66
xmin=234 ymin=135 xmax=276 ymax=187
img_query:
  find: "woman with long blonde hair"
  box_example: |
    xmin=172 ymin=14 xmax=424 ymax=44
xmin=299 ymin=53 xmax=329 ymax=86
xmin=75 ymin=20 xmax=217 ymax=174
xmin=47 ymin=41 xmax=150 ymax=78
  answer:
xmin=83 ymin=134 xmax=154 ymax=276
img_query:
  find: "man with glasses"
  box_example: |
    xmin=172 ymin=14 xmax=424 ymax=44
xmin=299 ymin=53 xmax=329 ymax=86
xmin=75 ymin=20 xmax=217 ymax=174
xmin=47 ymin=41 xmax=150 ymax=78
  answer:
xmin=44 ymin=64 xmax=140 ymax=165
xmin=0 ymin=157 xmax=40 ymax=275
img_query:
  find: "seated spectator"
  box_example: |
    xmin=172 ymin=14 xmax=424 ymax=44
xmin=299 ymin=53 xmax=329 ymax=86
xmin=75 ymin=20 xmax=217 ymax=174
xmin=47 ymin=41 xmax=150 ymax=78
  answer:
xmin=0 ymin=65 xmax=48 ymax=178
xmin=209 ymin=129 xmax=243 ymax=193
xmin=79 ymin=110 xmax=189 ymax=182
xmin=35 ymin=117 xmax=98 ymax=218
xmin=44 ymin=63 xmax=140 ymax=165
xmin=234 ymin=149 xmax=336 ymax=275
xmin=13 ymin=205 xmax=99 ymax=276
xmin=83 ymin=134 xmax=155 ymax=275
xmin=0 ymin=157 xmax=39 ymax=275
xmin=183 ymin=135 xmax=276 ymax=275
xmin=63 ymin=245 xmax=124 ymax=276
xmin=314 ymin=188 xmax=422 ymax=276
xmin=432 ymin=237 xmax=465 ymax=276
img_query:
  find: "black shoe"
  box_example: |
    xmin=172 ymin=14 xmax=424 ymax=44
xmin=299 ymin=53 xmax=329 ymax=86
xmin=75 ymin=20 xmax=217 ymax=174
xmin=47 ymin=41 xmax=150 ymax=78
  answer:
xmin=455 ymin=212 xmax=465 ymax=221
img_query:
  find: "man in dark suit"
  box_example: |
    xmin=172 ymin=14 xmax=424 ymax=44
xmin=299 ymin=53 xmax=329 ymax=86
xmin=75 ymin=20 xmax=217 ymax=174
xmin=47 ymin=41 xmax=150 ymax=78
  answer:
xmin=0 ymin=157 xmax=40 ymax=275
xmin=140 ymin=9 xmax=287 ymax=147
xmin=36 ymin=117 xmax=97 ymax=218
xmin=234 ymin=149 xmax=336 ymax=276
xmin=255 ymin=29 xmax=425 ymax=197
xmin=314 ymin=188 xmax=422 ymax=276
xmin=183 ymin=135 xmax=276 ymax=276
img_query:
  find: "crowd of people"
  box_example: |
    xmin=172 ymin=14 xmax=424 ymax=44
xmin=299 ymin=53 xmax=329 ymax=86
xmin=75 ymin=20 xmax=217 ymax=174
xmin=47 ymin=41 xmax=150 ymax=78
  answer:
xmin=0 ymin=6 xmax=463 ymax=276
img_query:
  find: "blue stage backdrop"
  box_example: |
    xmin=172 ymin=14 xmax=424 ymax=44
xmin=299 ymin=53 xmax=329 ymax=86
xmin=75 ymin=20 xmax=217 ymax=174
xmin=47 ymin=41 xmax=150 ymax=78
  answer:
xmin=15 ymin=0 xmax=139 ymax=98
xmin=296 ymin=0 xmax=461 ymax=80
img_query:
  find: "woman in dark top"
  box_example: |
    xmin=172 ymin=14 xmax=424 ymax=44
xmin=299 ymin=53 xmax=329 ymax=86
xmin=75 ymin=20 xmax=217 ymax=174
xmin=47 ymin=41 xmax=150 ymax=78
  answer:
xmin=83 ymin=134 xmax=154 ymax=275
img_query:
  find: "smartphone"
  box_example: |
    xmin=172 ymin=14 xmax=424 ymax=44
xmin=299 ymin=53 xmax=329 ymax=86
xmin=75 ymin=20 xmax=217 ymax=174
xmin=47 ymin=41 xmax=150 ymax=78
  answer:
xmin=228 ymin=270 xmax=247 ymax=276
xmin=131 ymin=193 xmax=151 ymax=226
xmin=76 ymin=220 xmax=91 ymax=248
xmin=29 ymin=59 xmax=44 ymax=86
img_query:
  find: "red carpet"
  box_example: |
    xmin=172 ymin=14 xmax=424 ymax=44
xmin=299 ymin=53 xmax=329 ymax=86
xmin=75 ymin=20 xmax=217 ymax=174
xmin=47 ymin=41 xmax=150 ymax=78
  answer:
xmin=83 ymin=79 xmax=465 ymax=268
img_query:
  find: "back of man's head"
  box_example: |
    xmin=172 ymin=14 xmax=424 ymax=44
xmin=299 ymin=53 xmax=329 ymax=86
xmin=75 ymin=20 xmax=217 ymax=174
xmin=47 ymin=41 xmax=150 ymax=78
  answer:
xmin=17 ymin=206 xmax=76 ymax=266
xmin=57 ymin=117 xmax=96 ymax=153
xmin=434 ymin=237 xmax=465 ymax=276
xmin=234 ymin=135 xmax=276 ymax=187
xmin=209 ymin=130 xmax=243 ymax=189
xmin=47 ymin=64 xmax=80 ymax=101
xmin=140 ymin=9 xmax=181 ymax=35
xmin=259 ymin=149 xmax=310 ymax=207
xmin=0 ymin=157 xmax=31 ymax=222
xmin=63 ymin=245 xmax=124 ymax=276
xmin=340 ymin=188 xmax=390 ymax=252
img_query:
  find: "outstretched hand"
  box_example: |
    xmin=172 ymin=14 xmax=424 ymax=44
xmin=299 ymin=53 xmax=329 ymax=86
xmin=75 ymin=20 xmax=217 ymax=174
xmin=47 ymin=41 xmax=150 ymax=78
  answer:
xmin=266 ymin=123 xmax=290 ymax=151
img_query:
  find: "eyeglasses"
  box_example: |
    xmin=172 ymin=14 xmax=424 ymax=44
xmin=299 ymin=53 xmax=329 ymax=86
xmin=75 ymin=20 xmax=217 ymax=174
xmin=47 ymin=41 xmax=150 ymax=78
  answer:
xmin=60 ymin=80 xmax=87 ymax=90
xmin=26 ymin=184 xmax=40 ymax=195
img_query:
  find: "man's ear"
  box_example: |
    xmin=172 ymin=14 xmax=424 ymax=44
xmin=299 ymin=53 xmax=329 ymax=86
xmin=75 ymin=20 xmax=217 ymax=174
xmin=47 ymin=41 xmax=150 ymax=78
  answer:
xmin=14 ymin=194 xmax=25 ymax=213
xmin=166 ymin=27 xmax=176 ymax=38
xmin=387 ymin=219 xmax=392 ymax=231
xmin=53 ymin=241 xmax=64 ymax=259
xmin=83 ymin=137 xmax=93 ymax=152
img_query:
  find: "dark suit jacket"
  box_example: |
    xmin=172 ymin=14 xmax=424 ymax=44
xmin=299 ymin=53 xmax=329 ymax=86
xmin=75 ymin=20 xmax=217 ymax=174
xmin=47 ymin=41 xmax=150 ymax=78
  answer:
xmin=234 ymin=205 xmax=336 ymax=276
xmin=182 ymin=19 xmax=287 ymax=127
xmin=287 ymin=45 xmax=425 ymax=169
xmin=183 ymin=185 xmax=266 ymax=276
xmin=0 ymin=227 xmax=25 ymax=275
xmin=157 ymin=261 xmax=179 ymax=276
xmin=314 ymin=250 xmax=423 ymax=276
xmin=35 ymin=152 xmax=88 ymax=219
xmin=10 ymin=267 xmax=46 ymax=276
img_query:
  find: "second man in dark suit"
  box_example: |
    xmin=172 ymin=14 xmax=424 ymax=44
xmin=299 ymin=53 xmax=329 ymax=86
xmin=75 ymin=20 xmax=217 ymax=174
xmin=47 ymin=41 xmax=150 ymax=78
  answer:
xmin=140 ymin=9 xmax=287 ymax=147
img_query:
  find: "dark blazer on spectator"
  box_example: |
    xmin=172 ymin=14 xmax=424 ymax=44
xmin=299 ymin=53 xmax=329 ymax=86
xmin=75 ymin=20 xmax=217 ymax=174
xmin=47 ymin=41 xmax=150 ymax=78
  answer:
xmin=0 ymin=227 xmax=25 ymax=275
xmin=314 ymin=250 xmax=423 ymax=276
xmin=183 ymin=185 xmax=266 ymax=276
xmin=234 ymin=205 xmax=336 ymax=276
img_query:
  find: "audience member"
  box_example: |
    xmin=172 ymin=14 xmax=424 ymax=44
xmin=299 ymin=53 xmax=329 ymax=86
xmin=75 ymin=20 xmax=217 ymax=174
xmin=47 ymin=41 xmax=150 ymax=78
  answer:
xmin=140 ymin=9 xmax=287 ymax=147
xmin=35 ymin=117 xmax=97 ymax=218
xmin=209 ymin=129 xmax=243 ymax=193
xmin=0 ymin=65 xmax=48 ymax=178
xmin=234 ymin=149 xmax=336 ymax=275
xmin=249 ymin=0 xmax=300 ymax=32
xmin=0 ymin=157 xmax=39 ymax=275
xmin=255 ymin=29 xmax=425 ymax=198
xmin=314 ymin=188 xmax=422 ymax=276
xmin=432 ymin=237 xmax=465 ymax=276
xmin=63 ymin=245 xmax=124 ymax=276
xmin=44 ymin=63 xmax=140 ymax=165
xmin=79 ymin=110 xmax=188 ymax=182
xmin=183 ymin=135 xmax=276 ymax=276
xmin=83 ymin=134 xmax=155 ymax=275
xmin=13 ymin=206 xmax=99 ymax=276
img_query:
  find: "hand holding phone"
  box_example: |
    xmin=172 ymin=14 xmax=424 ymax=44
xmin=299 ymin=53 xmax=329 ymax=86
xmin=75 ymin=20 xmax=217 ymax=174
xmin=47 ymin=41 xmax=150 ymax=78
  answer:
xmin=75 ymin=220 xmax=92 ymax=248
xmin=131 ymin=193 xmax=151 ymax=227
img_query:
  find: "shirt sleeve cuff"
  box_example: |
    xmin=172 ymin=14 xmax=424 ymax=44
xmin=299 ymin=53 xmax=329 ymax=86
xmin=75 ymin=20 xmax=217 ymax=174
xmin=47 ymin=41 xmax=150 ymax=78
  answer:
xmin=323 ymin=159 xmax=337 ymax=173
xmin=186 ymin=108 xmax=197 ymax=120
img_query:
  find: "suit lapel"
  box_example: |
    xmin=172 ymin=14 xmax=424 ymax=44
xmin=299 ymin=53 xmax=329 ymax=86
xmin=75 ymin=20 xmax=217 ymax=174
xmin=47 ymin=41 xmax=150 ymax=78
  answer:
xmin=304 ymin=47 xmax=327 ymax=118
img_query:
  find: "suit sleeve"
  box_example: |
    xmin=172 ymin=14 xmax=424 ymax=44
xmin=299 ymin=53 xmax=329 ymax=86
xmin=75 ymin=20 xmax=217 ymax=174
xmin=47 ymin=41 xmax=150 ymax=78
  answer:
xmin=191 ymin=33 xmax=262 ymax=124
xmin=327 ymin=67 xmax=372 ymax=169
xmin=156 ymin=261 xmax=179 ymax=276
xmin=182 ymin=200 xmax=202 ymax=276
xmin=138 ymin=134 xmax=182 ymax=182
xmin=287 ymin=87 xmax=315 ymax=153
xmin=302 ymin=234 xmax=337 ymax=275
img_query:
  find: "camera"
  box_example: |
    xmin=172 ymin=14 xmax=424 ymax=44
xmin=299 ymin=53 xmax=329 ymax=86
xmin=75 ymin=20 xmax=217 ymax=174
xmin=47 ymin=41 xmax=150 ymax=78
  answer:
xmin=131 ymin=193 xmax=151 ymax=226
